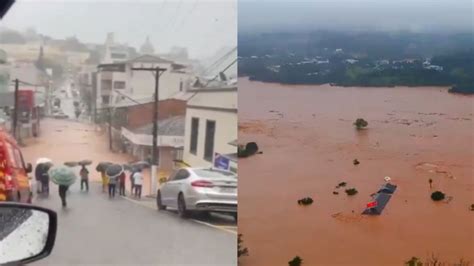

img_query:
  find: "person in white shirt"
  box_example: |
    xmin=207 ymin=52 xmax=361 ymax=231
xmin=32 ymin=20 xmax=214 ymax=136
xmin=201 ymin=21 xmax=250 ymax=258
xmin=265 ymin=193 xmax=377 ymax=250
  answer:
xmin=133 ymin=170 xmax=143 ymax=199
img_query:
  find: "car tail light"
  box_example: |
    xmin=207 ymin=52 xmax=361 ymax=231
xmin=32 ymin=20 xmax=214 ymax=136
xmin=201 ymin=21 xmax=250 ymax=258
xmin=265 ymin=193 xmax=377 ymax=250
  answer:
xmin=191 ymin=180 xmax=214 ymax=188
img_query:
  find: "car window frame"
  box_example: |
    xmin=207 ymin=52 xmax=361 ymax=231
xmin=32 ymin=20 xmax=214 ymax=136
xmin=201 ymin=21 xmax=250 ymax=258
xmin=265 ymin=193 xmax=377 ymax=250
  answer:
xmin=5 ymin=141 xmax=19 ymax=168
xmin=13 ymin=146 xmax=26 ymax=169
xmin=174 ymin=169 xmax=190 ymax=181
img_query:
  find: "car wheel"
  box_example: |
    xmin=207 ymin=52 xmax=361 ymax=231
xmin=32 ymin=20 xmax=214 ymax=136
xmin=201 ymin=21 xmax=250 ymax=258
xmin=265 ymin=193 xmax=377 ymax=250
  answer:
xmin=232 ymin=212 xmax=238 ymax=222
xmin=157 ymin=190 xmax=166 ymax=210
xmin=177 ymin=193 xmax=188 ymax=218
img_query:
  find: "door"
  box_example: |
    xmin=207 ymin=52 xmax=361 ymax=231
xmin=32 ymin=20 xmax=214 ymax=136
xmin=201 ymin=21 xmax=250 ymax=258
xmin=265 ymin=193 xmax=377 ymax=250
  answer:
xmin=166 ymin=169 xmax=190 ymax=208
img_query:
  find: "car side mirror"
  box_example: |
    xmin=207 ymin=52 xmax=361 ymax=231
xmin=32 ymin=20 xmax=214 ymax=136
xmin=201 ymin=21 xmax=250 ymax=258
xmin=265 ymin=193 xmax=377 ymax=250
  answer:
xmin=25 ymin=163 xmax=33 ymax=174
xmin=0 ymin=203 xmax=57 ymax=265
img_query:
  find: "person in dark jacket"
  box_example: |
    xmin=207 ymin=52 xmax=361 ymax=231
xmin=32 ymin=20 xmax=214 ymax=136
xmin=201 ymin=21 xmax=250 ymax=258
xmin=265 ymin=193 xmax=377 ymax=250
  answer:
xmin=118 ymin=172 xmax=126 ymax=196
xmin=58 ymin=184 xmax=69 ymax=207
xmin=79 ymin=165 xmax=89 ymax=191
xmin=40 ymin=164 xmax=51 ymax=195
xmin=34 ymin=164 xmax=43 ymax=193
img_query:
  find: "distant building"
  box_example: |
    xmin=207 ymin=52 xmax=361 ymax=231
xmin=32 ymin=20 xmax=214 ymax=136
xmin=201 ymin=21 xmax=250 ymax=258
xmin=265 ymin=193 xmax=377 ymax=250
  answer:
xmin=96 ymin=54 xmax=195 ymax=108
xmin=139 ymin=36 xmax=155 ymax=55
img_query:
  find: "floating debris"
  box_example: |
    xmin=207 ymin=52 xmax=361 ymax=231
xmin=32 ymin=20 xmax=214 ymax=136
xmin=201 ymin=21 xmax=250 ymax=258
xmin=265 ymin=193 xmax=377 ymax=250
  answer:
xmin=297 ymin=197 xmax=314 ymax=205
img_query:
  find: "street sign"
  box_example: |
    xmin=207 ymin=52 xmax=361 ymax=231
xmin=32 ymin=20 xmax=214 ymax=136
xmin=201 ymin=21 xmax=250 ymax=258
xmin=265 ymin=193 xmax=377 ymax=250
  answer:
xmin=214 ymin=153 xmax=230 ymax=170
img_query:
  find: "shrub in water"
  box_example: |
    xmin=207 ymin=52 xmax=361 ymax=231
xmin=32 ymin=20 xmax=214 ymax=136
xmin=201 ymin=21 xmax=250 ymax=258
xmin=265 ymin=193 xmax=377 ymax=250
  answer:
xmin=353 ymin=159 xmax=360 ymax=165
xmin=405 ymin=257 xmax=422 ymax=266
xmin=289 ymin=256 xmax=302 ymax=266
xmin=345 ymin=188 xmax=358 ymax=196
xmin=337 ymin=182 xmax=347 ymax=188
xmin=431 ymin=191 xmax=445 ymax=201
xmin=297 ymin=197 xmax=313 ymax=205
xmin=354 ymin=118 xmax=368 ymax=130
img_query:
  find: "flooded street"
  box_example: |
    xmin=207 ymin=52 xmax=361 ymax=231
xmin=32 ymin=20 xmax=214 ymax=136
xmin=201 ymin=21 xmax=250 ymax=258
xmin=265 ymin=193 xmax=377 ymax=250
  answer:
xmin=238 ymin=78 xmax=474 ymax=265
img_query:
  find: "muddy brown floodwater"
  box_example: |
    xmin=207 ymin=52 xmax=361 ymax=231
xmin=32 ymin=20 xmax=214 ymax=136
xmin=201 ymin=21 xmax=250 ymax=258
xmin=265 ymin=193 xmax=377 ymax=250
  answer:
xmin=238 ymin=78 xmax=474 ymax=266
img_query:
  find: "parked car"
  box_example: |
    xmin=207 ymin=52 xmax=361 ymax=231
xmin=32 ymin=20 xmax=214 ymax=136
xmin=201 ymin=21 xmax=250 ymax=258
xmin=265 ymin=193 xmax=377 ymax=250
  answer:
xmin=157 ymin=167 xmax=237 ymax=220
xmin=0 ymin=128 xmax=33 ymax=202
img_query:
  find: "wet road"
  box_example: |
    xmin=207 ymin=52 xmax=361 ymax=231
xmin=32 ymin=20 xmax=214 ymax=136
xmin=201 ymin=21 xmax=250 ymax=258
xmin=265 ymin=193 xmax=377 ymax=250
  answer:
xmin=33 ymin=183 xmax=236 ymax=265
xmin=21 ymin=117 xmax=236 ymax=265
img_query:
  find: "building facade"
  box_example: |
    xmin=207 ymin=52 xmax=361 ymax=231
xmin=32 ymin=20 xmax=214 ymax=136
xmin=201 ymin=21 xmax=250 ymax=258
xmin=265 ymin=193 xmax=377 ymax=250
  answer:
xmin=182 ymin=86 xmax=237 ymax=171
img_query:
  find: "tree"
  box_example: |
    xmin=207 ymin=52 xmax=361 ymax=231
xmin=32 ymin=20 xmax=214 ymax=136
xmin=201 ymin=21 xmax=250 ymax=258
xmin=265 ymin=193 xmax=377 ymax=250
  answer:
xmin=354 ymin=118 xmax=368 ymax=130
xmin=238 ymin=234 xmax=249 ymax=258
xmin=0 ymin=30 xmax=26 ymax=44
xmin=289 ymin=256 xmax=303 ymax=266
xmin=428 ymin=178 xmax=433 ymax=189
xmin=405 ymin=257 xmax=423 ymax=266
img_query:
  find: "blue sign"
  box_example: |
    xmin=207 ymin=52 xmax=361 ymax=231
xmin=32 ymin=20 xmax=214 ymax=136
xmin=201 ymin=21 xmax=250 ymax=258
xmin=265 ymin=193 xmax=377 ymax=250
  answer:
xmin=214 ymin=153 xmax=230 ymax=170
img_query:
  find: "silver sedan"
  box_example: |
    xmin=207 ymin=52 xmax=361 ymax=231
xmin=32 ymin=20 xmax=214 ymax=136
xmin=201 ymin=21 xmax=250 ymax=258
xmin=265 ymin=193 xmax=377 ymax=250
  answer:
xmin=157 ymin=167 xmax=237 ymax=220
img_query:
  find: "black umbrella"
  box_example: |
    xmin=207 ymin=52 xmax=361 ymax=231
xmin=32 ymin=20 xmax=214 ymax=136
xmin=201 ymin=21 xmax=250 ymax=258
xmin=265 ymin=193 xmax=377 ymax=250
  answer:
xmin=131 ymin=160 xmax=150 ymax=170
xmin=105 ymin=164 xmax=124 ymax=179
xmin=96 ymin=162 xmax=112 ymax=172
xmin=78 ymin=160 xmax=93 ymax=166
xmin=123 ymin=164 xmax=135 ymax=172
xmin=64 ymin=161 xmax=78 ymax=167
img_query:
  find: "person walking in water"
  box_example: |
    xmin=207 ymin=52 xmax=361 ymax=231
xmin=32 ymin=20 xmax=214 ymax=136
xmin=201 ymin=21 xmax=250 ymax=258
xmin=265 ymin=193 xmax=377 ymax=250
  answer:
xmin=118 ymin=172 xmax=126 ymax=196
xmin=58 ymin=184 xmax=69 ymax=207
xmin=108 ymin=173 xmax=117 ymax=198
xmin=79 ymin=165 xmax=89 ymax=192
xmin=132 ymin=169 xmax=143 ymax=199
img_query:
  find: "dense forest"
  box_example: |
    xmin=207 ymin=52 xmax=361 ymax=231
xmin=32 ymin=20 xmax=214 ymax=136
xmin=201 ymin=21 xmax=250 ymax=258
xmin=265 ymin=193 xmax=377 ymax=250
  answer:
xmin=239 ymin=31 xmax=474 ymax=94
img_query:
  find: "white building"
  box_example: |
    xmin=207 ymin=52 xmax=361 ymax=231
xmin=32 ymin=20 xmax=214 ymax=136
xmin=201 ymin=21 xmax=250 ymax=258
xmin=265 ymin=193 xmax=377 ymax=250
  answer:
xmin=96 ymin=54 xmax=194 ymax=107
xmin=183 ymin=86 xmax=237 ymax=172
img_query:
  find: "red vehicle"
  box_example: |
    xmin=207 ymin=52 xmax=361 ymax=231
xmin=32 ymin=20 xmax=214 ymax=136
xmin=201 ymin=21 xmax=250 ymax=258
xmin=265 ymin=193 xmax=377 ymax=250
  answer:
xmin=0 ymin=128 xmax=33 ymax=202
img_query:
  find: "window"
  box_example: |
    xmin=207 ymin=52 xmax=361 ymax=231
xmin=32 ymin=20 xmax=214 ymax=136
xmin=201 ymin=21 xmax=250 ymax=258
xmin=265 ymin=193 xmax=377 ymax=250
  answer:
xmin=204 ymin=120 xmax=216 ymax=162
xmin=173 ymin=169 xmax=190 ymax=181
xmin=102 ymin=96 xmax=110 ymax=104
xmin=190 ymin=117 xmax=199 ymax=155
xmin=113 ymin=81 xmax=126 ymax=89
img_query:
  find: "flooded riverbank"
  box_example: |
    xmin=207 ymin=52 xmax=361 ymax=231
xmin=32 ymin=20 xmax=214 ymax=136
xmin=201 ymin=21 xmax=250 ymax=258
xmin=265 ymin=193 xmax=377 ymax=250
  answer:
xmin=238 ymin=78 xmax=474 ymax=265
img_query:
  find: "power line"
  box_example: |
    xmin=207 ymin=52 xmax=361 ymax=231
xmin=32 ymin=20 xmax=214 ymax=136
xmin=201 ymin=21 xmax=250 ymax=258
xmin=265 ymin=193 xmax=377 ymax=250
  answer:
xmin=203 ymin=47 xmax=237 ymax=75
xmin=204 ymin=58 xmax=237 ymax=87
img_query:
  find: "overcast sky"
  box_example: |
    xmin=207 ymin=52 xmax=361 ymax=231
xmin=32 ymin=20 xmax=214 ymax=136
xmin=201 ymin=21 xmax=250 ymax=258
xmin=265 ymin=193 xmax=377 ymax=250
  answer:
xmin=239 ymin=0 xmax=474 ymax=34
xmin=1 ymin=0 xmax=237 ymax=59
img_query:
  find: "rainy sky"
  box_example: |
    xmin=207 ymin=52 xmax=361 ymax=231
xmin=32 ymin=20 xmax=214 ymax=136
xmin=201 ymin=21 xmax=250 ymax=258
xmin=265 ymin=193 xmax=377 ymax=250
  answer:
xmin=1 ymin=0 xmax=237 ymax=59
xmin=239 ymin=0 xmax=474 ymax=33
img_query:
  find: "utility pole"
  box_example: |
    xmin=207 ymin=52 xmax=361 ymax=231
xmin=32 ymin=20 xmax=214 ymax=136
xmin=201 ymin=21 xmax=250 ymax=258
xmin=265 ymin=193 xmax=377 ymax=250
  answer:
xmin=11 ymin=79 xmax=19 ymax=140
xmin=108 ymin=107 xmax=113 ymax=151
xmin=131 ymin=66 xmax=166 ymax=195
